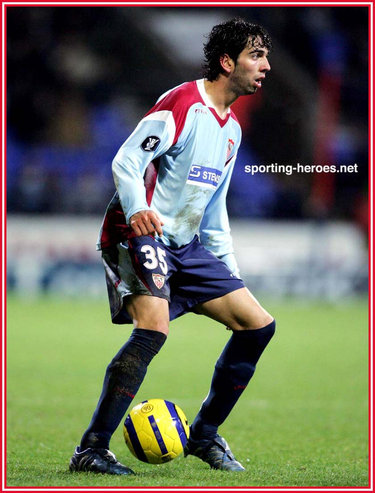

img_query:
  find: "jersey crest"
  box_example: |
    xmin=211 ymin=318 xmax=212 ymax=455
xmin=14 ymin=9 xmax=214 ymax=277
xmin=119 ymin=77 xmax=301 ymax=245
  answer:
xmin=226 ymin=139 xmax=235 ymax=161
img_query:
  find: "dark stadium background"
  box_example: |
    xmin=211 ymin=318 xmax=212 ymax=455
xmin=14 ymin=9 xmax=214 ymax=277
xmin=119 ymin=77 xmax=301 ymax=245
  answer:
xmin=7 ymin=6 xmax=368 ymax=224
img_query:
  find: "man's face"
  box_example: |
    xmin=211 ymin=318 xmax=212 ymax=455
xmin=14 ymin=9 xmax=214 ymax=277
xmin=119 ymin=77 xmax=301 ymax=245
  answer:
xmin=229 ymin=37 xmax=271 ymax=95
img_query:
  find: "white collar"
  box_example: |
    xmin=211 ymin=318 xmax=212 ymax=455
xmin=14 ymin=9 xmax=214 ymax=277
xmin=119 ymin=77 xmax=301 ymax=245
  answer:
xmin=196 ymin=78 xmax=231 ymax=114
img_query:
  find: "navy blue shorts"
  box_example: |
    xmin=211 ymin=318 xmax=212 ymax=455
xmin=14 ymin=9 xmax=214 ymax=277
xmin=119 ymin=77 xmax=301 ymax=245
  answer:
xmin=102 ymin=235 xmax=245 ymax=324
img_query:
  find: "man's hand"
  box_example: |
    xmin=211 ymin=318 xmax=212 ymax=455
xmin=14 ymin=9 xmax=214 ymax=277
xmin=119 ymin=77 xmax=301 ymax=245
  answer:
xmin=129 ymin=210 xmax=164 ymax=237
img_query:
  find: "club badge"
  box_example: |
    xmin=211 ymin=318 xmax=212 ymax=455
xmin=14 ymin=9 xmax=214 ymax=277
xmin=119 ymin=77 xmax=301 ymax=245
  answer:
xmin=226 ymin=138 xmax=234 ymax=161
xmin=152 ymin=273 xmax=165 ymax=289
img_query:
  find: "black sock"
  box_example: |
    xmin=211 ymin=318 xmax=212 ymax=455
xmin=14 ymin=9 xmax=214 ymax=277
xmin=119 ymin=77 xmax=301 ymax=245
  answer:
xmin=190 ymin=320 xmax=275 ymax=440
xmin=80 ymin=328 xmax=166 ymax=450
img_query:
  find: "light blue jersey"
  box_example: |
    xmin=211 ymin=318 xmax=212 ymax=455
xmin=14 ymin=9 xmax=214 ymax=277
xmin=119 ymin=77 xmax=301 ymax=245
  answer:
xmin=98 ymin=79 xmax=242 ymax=275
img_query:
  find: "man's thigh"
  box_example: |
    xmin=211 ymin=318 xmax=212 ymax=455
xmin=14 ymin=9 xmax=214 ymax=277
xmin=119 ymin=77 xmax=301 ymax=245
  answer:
xmin=102 ymin=236 xmax=172 ymax=325
xmin=195 ymin=287 xmax=273 ymax=331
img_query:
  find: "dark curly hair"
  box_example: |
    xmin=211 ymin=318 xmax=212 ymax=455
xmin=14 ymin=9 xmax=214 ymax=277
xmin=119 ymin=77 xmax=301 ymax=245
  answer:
xmin=203 ymin=17 xmax=272 ymax=81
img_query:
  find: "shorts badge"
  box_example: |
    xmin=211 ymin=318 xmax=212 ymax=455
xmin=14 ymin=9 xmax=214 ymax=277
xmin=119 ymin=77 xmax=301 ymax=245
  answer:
xmin=152 ymin=273 xmax=165 ymax=289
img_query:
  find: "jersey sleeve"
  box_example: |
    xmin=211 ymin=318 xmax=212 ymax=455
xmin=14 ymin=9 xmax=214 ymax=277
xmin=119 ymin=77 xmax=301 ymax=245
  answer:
xmin=112 ymin=110 xmax=176 ymax=223
xmin=199 ymin=154 xmax=240 ymax=277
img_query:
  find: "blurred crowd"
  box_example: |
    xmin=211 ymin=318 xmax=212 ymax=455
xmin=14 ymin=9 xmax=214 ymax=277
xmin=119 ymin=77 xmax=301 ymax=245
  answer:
xmin=6 ymin=6 xmax=368 ymax=232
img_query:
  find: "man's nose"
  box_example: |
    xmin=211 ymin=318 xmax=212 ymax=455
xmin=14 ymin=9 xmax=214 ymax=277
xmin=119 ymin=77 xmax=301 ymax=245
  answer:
xmin=262 ymin=58 xmax=271 ymax=72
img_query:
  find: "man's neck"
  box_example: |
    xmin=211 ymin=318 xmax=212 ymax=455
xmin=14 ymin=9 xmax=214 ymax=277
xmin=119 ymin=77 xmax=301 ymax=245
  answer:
xmin=203 ymin=78 xmax=238 ymax=119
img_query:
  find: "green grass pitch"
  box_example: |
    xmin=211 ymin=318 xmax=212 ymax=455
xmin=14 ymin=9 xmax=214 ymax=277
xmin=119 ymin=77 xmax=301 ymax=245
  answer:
xmin=6 ymin=296 xmax=369 ymax=487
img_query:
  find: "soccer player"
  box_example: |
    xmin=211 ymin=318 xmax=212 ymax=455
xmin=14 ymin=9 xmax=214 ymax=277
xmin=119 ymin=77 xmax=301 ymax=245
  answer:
xmin=70 ymin=17 xmax=275 ymax=475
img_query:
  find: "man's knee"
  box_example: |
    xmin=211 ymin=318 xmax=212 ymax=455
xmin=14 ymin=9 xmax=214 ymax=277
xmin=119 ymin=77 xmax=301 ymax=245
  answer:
xmin=131 ymin=317 xmax=169 ymax=335
xmin=125 ymin=295 xmax=169 ymax=335
xmin=232 ymin=311 xmax=275 ymax=332
xmin=138 ymin=323 xmax=169 ymax=336
xmin=254 ymin=315 xmax=275 ymax=333
xmin=258 ymin=318 xmax=276 ymax=339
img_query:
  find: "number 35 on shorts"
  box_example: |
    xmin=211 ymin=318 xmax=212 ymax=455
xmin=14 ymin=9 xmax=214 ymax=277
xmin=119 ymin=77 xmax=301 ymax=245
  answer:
xmin=140 ymin=245 xmax=168 ymax=275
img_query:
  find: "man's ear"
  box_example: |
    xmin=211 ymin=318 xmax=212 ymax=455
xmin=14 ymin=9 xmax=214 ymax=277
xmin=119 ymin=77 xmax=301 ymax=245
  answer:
xmin=219 ymin=54 xmax=235 ymax=74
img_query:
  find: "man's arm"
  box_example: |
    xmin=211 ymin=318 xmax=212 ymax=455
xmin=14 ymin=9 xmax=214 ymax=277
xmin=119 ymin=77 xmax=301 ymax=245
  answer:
xmin=199 ymin=155 xmax=240 ymax=277
xmin=112 ymin=110 xmax=176 ymax=235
